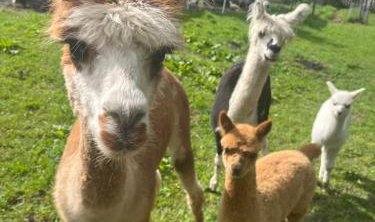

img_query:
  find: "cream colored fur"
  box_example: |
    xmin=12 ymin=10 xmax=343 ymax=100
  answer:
xmin=227 ymin=0 xmax=309 ymax=125
xmin=51 ymin=1 xmax=204 ymax=221
xmin=311 ymin=81 xmax=365 ymax=187
xmin=62 ymin=2 xmax=180 ymax=50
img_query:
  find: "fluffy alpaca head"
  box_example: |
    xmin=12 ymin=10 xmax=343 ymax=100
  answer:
xmin=247 ymin=0 xmax=310 ymax=62
xmin=51 ymin=1 xmax=181 ymax=158
xmin=218 ymin=111 xmax=272 ymax=179
xmin=326 ymin=81 xmax=365 ymax=118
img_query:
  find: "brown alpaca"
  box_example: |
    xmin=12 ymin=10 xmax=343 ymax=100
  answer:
xmin=217 ymin=112 xmax=319 ymax=222
xmin=50 ymin=0 xmax=204 ymax=221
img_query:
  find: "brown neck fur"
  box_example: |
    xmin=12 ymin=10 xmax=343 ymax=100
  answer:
xmin=220 ymin=167 xmax=261 ymax=222
xmin=72 ymin=118 xmax=128 ymax=208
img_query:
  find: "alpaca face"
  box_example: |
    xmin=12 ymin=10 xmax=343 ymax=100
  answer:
xmin=61 ymin=3 xmax=180 ymax=158
xmin=326 ymin=81 xmax=365 ymax=119
xmin=253 ymin=24 xmax=292 ymax=62
xmin=219 ymin=112 xmax=271 ymax=179
xmin=248 ymin=1 xmax=310 ymax=62
xmin=221 ymin=138 xmax=259 ymax=179
xmin=329 ymin=92 xmax=355 ymax=118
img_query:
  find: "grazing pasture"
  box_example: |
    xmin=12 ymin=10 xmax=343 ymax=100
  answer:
xmin=0 ymin=5 xmax=374 ymax=222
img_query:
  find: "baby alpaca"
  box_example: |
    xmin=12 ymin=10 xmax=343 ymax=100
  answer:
xmin=218 ymin=111 xmax=320 ymax=222
xmin=311 ymin=81 xmax=365 ymax=187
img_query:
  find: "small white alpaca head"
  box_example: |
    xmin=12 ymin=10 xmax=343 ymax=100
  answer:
xmin=59 ymin=2 xmax=180 ymax=158
xmin=326 ymin=81 xmax=365 ymax=118
xmin=219 ymin=111 xmax=272 ymax=179
xmin=248 ymin=0 xmax=311 ymax=62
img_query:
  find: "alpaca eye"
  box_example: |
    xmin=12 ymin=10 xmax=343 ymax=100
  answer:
xmin=224 ymin=148 xmax=236 ymax=155
xmin=151 ymin=47 xmax=173 ymax=72
xmin=243 ymin=152 xmax=257 ymax=160
xmin=345 ymin=104 xmax=351 ymax=108
xmin=152 ymin=50 xmax=166 ymax=65
xmin=65 ymin=38 xmax=89 ymax=67
xmin=258 ymin=31 xmax=266 ymax=38
xmin=152 ymin=47 xmax=173 ymax=65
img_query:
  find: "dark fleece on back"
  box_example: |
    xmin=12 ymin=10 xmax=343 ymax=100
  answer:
xmin=210 ymin=61 xmax=271 ymax=155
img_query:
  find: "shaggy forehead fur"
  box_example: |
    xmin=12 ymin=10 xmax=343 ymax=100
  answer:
xmin=52 ymin=0 xmax=181 ymax=50
xmin=221 ymin=124 xmax=259 ymax=151
xmin=247 ymin=3 xmax=294 ymax=41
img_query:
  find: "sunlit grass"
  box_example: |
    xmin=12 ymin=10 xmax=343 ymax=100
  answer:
xmin=0 ymin=6 xmax=374 ymax=222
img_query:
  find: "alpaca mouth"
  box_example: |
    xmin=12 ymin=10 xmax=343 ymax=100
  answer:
xmin=265 ymin=55 xmax=278 ymax=62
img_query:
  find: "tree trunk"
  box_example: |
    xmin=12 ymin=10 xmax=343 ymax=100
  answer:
xmin=360 ymin=0 xmax=370 ymax=23
xmin=312 ymin=0 xmax=318 ymax=15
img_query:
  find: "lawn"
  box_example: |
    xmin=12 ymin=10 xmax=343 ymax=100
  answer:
xmin=0 ymin=5 xmax=374 ymax=222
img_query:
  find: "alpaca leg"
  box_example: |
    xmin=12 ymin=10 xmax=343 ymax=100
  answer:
xmin=319 ymin=146 xmax=328 ymax=182
xmin=287 ymin=211 xmax=306 ymax=222
xmin=155 ymin=170 xmax=161 ymax=198
xmin=169 ymin=133 xmax=204 ymax=222
xmin=320 ymin=146 xmax=340 ymax=187
xmin=209 ymin=153 xmax=222 ymax=191
xmin=322 ymin=147 xmax=340 ymax=186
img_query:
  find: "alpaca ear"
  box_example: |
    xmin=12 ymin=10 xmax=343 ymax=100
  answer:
xmin=351 ymin=88 xmax=365 ymax=99
xmin=219 ymin=111 xmax=235 ymax=136
xmin=277 ymin=3 xmax=311 ymax=26
xmin=255 ymin=120 xmax=272 ymax=139
xmin=326 ymin=81 xmax=338 ymax=95
xmin=249 ymin=0 xmax=267 ymax=20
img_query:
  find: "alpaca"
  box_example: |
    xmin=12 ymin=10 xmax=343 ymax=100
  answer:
xmin=49 ymin=1 xmax=204 ymax=221
xmin=209 ymin=0 xmax=311 ymax=191
xmin=217 ymin=112 xmax=320 ymax=222
xmin=311 ymin=81 xmax=365 ymax=187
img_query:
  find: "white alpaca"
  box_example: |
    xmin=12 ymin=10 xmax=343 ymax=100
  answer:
xmin=311 ymin=81 xmax=365 ymax=187
xmin=227 ymin=1 xmax=311 ymax=126
xmin=209 ymin=0 xmax=311 ymax=191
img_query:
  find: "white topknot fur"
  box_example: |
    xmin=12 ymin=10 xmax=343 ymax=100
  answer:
xmin=277 ymin=3 xmax=311 ymax=26
xmin=247 ymin=0 xmax=296 ymax=43
xmin=63 ymin=2 xmax=181 ymax=50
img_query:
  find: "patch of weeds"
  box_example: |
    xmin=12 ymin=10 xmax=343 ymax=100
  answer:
xmin=0 ymin=39 xmax=21 ymax=55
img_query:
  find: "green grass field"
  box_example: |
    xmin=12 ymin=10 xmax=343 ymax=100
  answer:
xmin=0 ymin=5 xmax=374 ymax=222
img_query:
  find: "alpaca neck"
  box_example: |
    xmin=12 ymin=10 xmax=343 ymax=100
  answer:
xmin=228 ymin=46 xmax=271 ymax=124
xmin=220 ymin=168 xmax=260 ymax=222
xmin=77 ymin=118 xmax=127 ymax=207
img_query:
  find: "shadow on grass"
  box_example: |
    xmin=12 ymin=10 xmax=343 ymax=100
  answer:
xmin=295 ymin=28 xmax=345 ymax=48
xmin=306 ymin=172 xmax=375 ymax=222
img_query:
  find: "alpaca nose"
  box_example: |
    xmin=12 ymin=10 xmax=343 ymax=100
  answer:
xmin=267 ymin=39 xmax=281 ymax=53
xmin=232 ymin=166 xmax=241 ymax=177
xmin=99 ymin=108 xmax=147 ymax=151
xmin=104 ymin=108 xmax=146 ymax=132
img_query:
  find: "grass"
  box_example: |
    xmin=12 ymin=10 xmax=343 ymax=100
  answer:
xmin=0 ymin=5 xmax=374 ymax=222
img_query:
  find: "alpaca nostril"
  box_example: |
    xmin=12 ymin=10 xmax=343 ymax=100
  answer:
xmin=269 ymin=44 xmax=281 ymax=53
xmin=232 ymin=167 xmax=241 ymax=177
xmin=99 ymin=110 xmax=147 ymax=151
xmin=267 ymin=39 xmax=281 ymax=53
